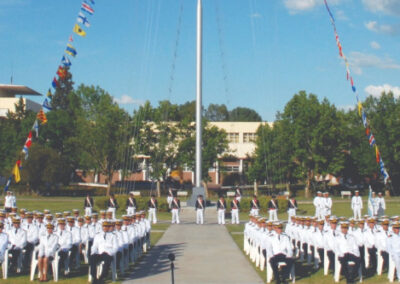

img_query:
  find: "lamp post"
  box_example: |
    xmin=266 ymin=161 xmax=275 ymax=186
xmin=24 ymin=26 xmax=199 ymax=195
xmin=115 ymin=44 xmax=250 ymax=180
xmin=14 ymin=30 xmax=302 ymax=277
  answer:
xmin=168 ymin=253 xmax=175 ymax=284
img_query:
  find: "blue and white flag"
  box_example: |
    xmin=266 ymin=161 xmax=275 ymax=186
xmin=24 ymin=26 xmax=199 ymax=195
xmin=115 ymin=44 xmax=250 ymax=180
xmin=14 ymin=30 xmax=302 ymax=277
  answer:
xmin=77 ymin=12 xmax=91 ymax=27
xmin=367 ymin=185 xmax=373 ymax=216
xmin=32 ymin=120 xmax=39 ymax=138
xmin=61 ymin=55 xmax=71 ymax=67
xmin=43 ymin=99 xmax=52 ymax=111
xmin=4 ymin=177 xmax=11 ymax=192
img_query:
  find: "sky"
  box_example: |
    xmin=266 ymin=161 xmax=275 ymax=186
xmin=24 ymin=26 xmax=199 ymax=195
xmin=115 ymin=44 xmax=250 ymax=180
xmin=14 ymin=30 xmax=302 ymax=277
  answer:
xmin=0 ymin=0 xmax=399 ymax=121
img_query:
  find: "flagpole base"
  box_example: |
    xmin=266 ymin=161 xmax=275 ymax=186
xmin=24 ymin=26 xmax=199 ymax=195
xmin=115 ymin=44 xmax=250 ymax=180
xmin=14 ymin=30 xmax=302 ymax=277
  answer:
xmin=187 ymin=187 xmax=205 ymax=207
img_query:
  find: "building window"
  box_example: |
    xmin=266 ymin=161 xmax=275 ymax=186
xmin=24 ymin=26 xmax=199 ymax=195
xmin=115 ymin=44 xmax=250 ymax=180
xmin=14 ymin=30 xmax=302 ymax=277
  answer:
xmin=221 ymin=166 xmax=240 ymax=172
xmin=227 ymin=132 xmax=239 ymax=143
xmin=243 ymin=132 xmax=257 ymax=143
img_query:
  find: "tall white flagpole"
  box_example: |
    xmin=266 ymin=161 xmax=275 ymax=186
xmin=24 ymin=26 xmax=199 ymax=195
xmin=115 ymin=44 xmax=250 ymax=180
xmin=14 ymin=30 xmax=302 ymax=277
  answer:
xmin=195 ymin=0 xmax=202 ymax=188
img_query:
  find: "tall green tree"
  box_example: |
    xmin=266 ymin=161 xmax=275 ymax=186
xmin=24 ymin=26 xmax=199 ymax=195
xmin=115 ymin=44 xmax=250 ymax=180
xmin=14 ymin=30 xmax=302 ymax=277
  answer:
xmin=75 ymin=85 xmax=130 ymax=195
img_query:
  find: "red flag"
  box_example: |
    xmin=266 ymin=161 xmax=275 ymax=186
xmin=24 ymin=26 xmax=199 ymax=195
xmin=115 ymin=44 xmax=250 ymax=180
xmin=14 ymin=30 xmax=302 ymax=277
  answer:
xmin=376 ymin=147 xmax=380 ymax=163
xmin=365 ymin=127 xmax=370 ymax=136
xmin=57 ymin=66 xmax=67 ymax=79
xmin=25 ymin=131 xmax=32 ymax=148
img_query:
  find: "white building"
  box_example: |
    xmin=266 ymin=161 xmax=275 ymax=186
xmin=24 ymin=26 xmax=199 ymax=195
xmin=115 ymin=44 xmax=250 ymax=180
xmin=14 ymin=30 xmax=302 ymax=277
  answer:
xmin=0 ymin=84 xmax=42 ymax=117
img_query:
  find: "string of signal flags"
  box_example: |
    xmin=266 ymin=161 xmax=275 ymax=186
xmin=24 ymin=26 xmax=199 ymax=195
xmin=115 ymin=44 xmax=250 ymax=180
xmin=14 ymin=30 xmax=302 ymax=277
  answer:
xmin=323 ymin=0 xmax=390 ymax=184
xmin=4 ymin=0 xmax=96 ymax=191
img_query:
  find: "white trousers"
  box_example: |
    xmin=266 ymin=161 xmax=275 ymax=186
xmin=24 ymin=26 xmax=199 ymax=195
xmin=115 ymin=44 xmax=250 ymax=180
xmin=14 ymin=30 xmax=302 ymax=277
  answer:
xmin=148 ymin=208 xmax=157 ymax=224
xmin=85 ymin=207 xmax=92 ymax=216
xmin=231 ymin=209 xmax=239 ymax=224
xmin=353 ymin=207 xmax=361 ymax=220
xmin=250 ymin=209 xmax=259 ymax=216
xmin=393 ymin=254 xmax=400 ymax=280
xmin=196 ymin=209 xmax=204 ymax=224
xmin=171 ymin=209 xmax=180 ymax=224
xmin=167 ymin=197 xmax=173 ymax=208
xmin=269 ymin=209 xmax=278 ymax=221
xmin=218 ymin=209 xmax=225 ymax=224
xmin=127 ymin=207 xmax=136 ymax=216
xmin=288 ymin=208 xmax=296 ymax=221
xmin=107 ymin=207 xmax=116 ymax=219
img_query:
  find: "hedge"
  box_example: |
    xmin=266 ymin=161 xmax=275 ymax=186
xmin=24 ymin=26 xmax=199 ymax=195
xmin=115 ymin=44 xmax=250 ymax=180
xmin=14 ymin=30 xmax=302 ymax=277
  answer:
xmin=225 ymin=197 xmax=288 ymax=214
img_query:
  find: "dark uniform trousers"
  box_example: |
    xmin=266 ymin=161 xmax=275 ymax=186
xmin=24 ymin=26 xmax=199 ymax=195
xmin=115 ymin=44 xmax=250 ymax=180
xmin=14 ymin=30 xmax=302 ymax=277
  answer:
xmin=269 ymin=253 xmax=294 ymax=284
xmin=327 ymin=250 xmax=335 ymax=271
xmin=90 ymin=253 xmax=113 ymax=281
xmin=367 ymin=247 xmax=377 ymax=273
xmin=381 ymin=250 xmax=389 ymax=271
xmin=338 ymin=253 xmax=360 ymax=283
xmin=317 ymin=248 xmax=324 ymax=266
xmin=359 ymin=246 xmax=366 ymax=275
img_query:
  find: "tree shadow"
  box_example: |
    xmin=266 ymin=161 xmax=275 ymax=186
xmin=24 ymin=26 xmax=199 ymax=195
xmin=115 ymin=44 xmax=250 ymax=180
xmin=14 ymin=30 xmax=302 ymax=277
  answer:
xmin=126 ymin=242 xmax=186 ymax=280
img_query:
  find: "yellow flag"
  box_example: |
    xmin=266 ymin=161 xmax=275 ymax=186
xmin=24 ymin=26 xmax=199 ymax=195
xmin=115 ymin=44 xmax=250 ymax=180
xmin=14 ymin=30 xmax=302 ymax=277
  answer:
xmin=12 ymin=163 xmax=20 ymax=183
xmin=358 ymin=101 xmax=362 ymax=117
xmin=73 ymin=24 xmax=86 ymax=37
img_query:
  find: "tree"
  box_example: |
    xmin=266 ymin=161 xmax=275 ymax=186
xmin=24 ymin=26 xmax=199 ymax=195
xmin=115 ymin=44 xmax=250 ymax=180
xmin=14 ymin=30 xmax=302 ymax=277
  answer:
xmin=23 ymin=144 xmax=71 ymax=191
xmin=176 ymin=120 xmax=228 ymax=182
xmin=229 ymin=107 xmax=262 ymax=122
xmin=204 ymin=104 xmax=229 ymax=121
xmin=50 ymin=67 xmax=74 ymax=111
xmin=75 ymin=85 xmax=131 ymax=196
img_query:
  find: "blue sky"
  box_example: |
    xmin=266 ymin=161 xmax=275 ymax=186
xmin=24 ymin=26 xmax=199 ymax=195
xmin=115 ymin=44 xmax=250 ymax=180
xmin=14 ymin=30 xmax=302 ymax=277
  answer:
xmin=0 ymin=0 xmax=399 ymax=121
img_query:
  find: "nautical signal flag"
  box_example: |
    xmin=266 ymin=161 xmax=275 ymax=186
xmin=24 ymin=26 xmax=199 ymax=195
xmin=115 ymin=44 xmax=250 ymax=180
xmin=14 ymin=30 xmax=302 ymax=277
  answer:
xmin=81 ymin=2 xmax=94 ymax=15
xmin=77 ymin=12 xmax=90 ymax=27
xmin=376 ymin=146 xmax=381 ymax=164
xmin=369 ymin=134 xmax=376 ymax=147
xmin=57 ymin=66 xmax=67 ymax=79
xmin=46 ymin=89 xmax=52 ymax=98
xmin=4 ymin=177 xmax=11 ymax=192
xmin=37 ymin=109 xmax=48 ymax=124
xmin=32 ymin=120 xmax=39 ymax=138
xmin=12 ymin=163 xmax=21 ymax=183
xmin=42 ymin=99 xmax=52 ymax=111
xmin=61 ymin=55 xmax=71 ymax=67
xmin=52 ymin=77 xmax=58 ymax=89
xmin=65 ymin=44 xmax=77 ymax=57
xmin=73 ymin=24 xmax=86 ymax=37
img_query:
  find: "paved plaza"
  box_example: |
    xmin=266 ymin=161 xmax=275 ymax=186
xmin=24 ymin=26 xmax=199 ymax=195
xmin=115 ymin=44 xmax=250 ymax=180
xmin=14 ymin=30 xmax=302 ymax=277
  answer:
xmin=124 ymin=206 xmax=263 ymax=284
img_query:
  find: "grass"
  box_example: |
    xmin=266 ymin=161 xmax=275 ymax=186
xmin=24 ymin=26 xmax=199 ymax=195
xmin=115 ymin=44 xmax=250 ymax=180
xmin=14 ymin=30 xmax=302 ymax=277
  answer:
xmin=225 ymin=199 xmax=400 ymax=283
xmin=1 ymin=196 xmax=171 ymax=284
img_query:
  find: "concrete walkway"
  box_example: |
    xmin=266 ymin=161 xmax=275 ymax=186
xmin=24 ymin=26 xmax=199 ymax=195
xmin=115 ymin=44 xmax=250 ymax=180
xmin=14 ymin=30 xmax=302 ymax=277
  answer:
xmin=124 ymin=207 xmax=263 ymax=284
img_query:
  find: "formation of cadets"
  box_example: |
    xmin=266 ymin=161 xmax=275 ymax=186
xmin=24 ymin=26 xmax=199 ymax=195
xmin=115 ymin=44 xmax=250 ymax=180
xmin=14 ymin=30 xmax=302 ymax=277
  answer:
xmin=244 ymin=213 xmax=400 ymax=283
xmin=0 ymin=193 xmax=151 ymax=283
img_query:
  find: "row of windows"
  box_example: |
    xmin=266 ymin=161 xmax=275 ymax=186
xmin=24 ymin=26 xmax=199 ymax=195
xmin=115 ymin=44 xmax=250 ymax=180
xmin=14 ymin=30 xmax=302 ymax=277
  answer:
xmin=227 ymin=132 xmax=257 ymax=143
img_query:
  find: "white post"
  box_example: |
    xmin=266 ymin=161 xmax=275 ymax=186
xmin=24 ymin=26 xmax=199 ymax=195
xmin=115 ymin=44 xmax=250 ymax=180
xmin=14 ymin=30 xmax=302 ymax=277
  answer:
xmin=216 ymin=161 xmax=219 ymax=185
xmin=195 ymin=0 xmax=203 ymax=188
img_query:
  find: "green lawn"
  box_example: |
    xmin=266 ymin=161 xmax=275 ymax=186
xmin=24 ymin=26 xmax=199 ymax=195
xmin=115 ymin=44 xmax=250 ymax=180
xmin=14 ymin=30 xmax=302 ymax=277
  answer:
xmin=0 ymin=196 xmax=170 ymax=284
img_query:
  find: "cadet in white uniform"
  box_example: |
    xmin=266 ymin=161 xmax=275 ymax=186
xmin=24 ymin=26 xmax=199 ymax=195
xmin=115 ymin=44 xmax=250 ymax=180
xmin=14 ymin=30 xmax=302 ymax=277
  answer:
xmin=170 ymin=196 xmax=181 ymax=224
xmin=267 ymin=223 xmax=294 ymax=284
xmin=217 ymin=196 xmax=227 ymax=225
xmin=0 ymin=222 xmax=8 ymax=263
xmin=377 ymin=192 xmax=386 ymax=217
xmin=313 ymin=192 xmax=323 ymax=219
xmin=23 ymin=212 xmax=39 ymax=267
xmin=147 ymin=195 xmax=158 ymax=224
xmin=336 ymin=222 xmax=361 ymax=283
xmin=8 ymin=217 xmax=27 ymax=273
xmin=90 ymin=221 xmax=118 ymax=282
xmin=323 ymin=192 xmax=332 ymax=218
xmin=126 ymin=192 xmax=137 ymax=216
xmin=250 ymin=195 xmax=260 ymax=217
xmin=387 ymin=222 xmax=400 ymax=281
xmin=4 ymin=191 xmax=13 ymax=212
xmin=195 ymin=195 xmax=205 ymax=225
xmin=56 ymin=218 xmax=72 ymax=275
xmin=230 ymin=196 xmax=240 ymax=225
xmin=37 ymin=223 xmax=59 ymax=281
xmin=351 ymin=191 xmax=363 ymax=220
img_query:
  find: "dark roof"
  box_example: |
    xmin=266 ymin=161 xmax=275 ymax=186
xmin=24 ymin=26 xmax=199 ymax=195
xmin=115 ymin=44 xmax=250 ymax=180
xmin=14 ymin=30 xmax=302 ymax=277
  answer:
xmin=0 ymin=84 xmax=42 ymax=97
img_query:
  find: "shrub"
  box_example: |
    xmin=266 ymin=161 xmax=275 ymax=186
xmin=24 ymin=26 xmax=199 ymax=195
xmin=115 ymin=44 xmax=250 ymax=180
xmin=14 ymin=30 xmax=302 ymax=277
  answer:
xmin=225 ymin=197 xmax=287 ymax=214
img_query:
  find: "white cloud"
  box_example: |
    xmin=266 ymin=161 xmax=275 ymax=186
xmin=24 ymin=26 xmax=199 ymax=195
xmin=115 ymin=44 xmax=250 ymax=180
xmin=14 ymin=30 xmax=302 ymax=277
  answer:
xmin=362 ymin=0 xmax=400 ymax=16
xmin=114 ymin=95 xmax=144 ymax=105
xmin=365 ymin=21 xmax=399 ymax=35
xmin=370 ymin=41 xmax=381 ymax=49
xmin=283 ymin=0 xmax=341 ymax=14
xmin=335 ymin=10 xmax=348 ymax=21
xmin=347 ymin=51 xmax=400 ymax=75
xmin=365 ymin=84 xmax=400 ymax=98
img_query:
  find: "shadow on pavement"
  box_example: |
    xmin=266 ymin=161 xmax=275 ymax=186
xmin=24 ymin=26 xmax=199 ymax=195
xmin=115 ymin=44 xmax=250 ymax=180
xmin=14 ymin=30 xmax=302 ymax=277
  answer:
xmin=127 ymin=242 xmax=186 ymax=280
